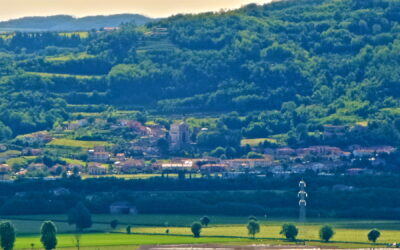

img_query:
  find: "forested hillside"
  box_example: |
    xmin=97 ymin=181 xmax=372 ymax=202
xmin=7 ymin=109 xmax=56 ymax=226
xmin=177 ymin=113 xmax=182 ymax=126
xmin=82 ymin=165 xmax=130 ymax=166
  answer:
xmin=0 ymin=0 xmax=399 ymax=146
xmin=0 ymin=14 xmax=154 ymax=31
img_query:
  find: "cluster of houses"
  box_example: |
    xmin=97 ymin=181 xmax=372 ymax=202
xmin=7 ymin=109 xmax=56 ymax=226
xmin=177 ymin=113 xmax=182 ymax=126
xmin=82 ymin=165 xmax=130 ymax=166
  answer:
xmin=272 ymin=145 xmax=396 ymax=161
xmin=0 ymin=118 xmax=397 ymax=180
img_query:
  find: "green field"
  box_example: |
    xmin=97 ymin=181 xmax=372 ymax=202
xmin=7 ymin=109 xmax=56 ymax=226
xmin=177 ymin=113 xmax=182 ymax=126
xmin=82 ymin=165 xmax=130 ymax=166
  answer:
xmin=240 ymin=138 xmax=278 ymax=147
xmin=59 ymin=32 xmax=89 ymax=39
xmin=45 ymin=53 xmax=95 ymax=62
xmin=48 ymin=139 xmax=111 ymax=149
xmin=2 ymin=214 xmax=400 ymax=249
xmin=14 ymin=233 xmax=254 ymax=249
xmin=26 ymin=72 xmax=103 ymax=79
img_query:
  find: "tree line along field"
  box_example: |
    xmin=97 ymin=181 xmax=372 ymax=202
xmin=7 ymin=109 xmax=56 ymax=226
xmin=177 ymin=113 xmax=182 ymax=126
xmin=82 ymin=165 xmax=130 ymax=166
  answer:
xmin=2 ymin=214 xmax=400 ymax=249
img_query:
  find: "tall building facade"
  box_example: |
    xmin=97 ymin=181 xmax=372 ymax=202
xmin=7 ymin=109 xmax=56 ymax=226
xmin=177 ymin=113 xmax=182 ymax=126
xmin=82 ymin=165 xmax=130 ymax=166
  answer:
xmin=170 ymin=121 xmax=190 ymax=150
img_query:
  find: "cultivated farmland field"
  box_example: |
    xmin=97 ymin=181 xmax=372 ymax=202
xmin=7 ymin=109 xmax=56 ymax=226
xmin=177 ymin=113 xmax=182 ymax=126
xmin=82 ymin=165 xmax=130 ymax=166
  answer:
xmin=47 ymin=139 xmax=111 ymax=149
xmin=2 ymin=214 xmax=400 ymax=249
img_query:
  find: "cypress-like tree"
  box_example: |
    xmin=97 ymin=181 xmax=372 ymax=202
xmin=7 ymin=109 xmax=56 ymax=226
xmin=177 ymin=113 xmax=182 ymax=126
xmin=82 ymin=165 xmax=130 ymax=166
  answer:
xmin=40 ymin=221 xmax=57 ymax=250
xmin=0 ymin=221 xmax=16 ymax=250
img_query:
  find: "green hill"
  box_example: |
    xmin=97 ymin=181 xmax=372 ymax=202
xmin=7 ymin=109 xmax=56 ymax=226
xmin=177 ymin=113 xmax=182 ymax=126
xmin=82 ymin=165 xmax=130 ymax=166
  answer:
xmin=0 ymin=0 xmax=399 ymax=146
xmin=0 ymin=14 xmax=155 ymax=32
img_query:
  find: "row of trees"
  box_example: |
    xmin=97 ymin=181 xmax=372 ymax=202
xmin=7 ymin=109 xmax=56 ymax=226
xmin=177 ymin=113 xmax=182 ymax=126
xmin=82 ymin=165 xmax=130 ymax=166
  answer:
xmin=190 ymin=217 xmax=382 ymax=244
xmin=0 ymin=221 xmax=57 ymax=250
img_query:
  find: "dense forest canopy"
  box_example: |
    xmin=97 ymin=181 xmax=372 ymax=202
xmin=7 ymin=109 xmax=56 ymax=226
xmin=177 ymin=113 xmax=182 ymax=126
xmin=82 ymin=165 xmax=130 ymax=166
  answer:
xmin=0 ymin=0 xmax=399 ymax=147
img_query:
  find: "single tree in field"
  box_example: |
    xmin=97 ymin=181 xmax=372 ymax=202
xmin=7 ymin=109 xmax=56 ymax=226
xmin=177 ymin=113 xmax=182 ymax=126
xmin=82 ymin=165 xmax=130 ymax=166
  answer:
xmin=200 ymin=216 xmax=210 ymax=227
xmin=0 ymin=221 xmax=16 ymax=250
xmin=68 ymin=202 xmax=92 ymax=232
xmin=126 ymin=226 xmax=131 ymax=234
xmin=368 ymin=229 xmax=381 ymax=243
xmin=247 ymin=220 xmax=260 ymax=239
xmin=280 ymin=224 xmax=298 ymax=241
xmin=191 ymin=222 xmax=202 ymax=238
xmin=110 ymin=219 xmax=119 ymax=230
xmin=40 ymin=221 xmax=57 ymax=250
xmin=319 ymin=225 xmax=335 ymax=242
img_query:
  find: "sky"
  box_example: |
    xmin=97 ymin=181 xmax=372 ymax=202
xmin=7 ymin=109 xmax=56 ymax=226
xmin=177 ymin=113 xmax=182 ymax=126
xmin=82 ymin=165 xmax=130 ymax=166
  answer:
xmin=0 ymin=0 xmax=273 ymax=21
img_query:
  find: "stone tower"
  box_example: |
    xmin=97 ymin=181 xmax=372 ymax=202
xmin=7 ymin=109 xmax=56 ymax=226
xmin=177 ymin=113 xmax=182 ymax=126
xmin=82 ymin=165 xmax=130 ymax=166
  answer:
xmin=169 ymin=120 xmax=190 ymax=150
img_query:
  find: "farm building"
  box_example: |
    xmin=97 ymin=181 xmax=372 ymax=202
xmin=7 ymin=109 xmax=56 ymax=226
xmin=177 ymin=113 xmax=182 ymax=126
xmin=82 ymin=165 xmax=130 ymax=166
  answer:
xmin=110 ymin=201 xmax=137 ymax=215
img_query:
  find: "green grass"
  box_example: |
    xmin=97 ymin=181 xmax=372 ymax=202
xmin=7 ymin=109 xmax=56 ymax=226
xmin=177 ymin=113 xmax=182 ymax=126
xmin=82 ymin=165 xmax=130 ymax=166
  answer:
xmin=26 ymin=72 xmax=103 ymax=79
xmin=71 ymin=112 xmax=103 ymax=118
xmin=14 ymin=233 xmax=255 ymax=249
xmin=1 ymin=215 xmax=399 ymax=248
xmin=61 ymin=158 xmax=87 ymax=166
xmin=134 ymin=225 xmax=400 ymax=244
xmin=45 ymin=53 xmax=95 ymax=62
xmin=48 ymin=139 xmax=111 ymax=149
xmin=59 ymin=32 xmax=89 ymax=38
xmin=240 ymin=138 xmax=277 ymax=147
xmin=0 ymin=150 xmax=21 ymax=158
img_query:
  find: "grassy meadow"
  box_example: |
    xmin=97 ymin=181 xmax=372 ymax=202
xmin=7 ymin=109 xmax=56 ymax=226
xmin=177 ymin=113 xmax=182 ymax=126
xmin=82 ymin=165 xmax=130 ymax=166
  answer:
xmin=2 ymin=214 xmax=400 ymax=249
xmin=48 ymin=139 xmax=111 ymax=149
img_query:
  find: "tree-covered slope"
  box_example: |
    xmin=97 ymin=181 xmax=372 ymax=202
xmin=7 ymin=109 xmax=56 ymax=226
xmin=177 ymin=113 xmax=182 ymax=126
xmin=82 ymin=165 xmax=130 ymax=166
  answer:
xmin=0 ymin=0 xmax=399 ymax=143
xmin=0 ymin=14 xmax=154 ymax=31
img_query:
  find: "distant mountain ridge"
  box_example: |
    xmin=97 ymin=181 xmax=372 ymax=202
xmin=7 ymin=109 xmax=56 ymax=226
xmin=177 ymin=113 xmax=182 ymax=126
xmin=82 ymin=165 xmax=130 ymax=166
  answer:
xmin=0 ymin=14 xmax=155 ymax=32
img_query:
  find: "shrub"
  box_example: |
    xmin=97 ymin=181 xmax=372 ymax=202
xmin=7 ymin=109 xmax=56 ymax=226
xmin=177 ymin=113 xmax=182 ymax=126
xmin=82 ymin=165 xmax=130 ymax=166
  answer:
xmin=368 ymin=229 xmax=381 ymax=243
xmin=319 ymin=225 xmax=335 ymax=242
xmin=280 ymin=224 xmax=298 ymax=241
xmin=191 ymin=222 xmax=202 ymax=238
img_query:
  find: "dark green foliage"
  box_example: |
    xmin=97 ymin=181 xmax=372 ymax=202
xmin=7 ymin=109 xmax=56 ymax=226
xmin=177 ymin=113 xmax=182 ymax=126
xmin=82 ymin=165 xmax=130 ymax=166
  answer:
xmin=40 ymin=221 xmax=57 ymax=250
xmin=0 ymin=221 xmax=15 ymax=250
xmin=247 ymin=152 xmax=264 ymax=159
xmin=368 ymin=229 xmax=381 ymax=243
xmin=248 ymin=215 xmax=257 ymax=221
xmin=68 ymin=202 xmax=92 ymax=231
xmin=280 ymin=224 xmax=298 ymax=241
xmin=191 ymin=221 xmax=202 ymax=237
xmin=247 ymin=220 xmax=260 ymax=238
xmin=319 ymin=225 xmax=335 ymax=242
xmin=110 ymin=219 xmax=119 ymax=230
xmin=126 ymin=225 xmax=131 ymax=234
xmin=200 ymin=216 xmax=210 ymax=227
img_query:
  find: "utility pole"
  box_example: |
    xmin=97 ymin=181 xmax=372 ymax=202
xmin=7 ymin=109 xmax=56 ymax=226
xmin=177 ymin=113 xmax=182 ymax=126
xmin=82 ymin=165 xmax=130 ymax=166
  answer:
xmin=298 ymin=179 xmax=307 ymax=222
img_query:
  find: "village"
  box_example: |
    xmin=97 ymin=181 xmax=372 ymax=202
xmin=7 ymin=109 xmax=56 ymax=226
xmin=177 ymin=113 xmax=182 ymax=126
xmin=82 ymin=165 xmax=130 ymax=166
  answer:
xmin=0 ymin=116 xmax=397 ymax=181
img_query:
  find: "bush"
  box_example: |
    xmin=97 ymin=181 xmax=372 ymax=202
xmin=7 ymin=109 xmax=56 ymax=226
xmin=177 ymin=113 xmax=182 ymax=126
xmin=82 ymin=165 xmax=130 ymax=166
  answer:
xmin=247 ymin=220 xmax=260 ymax=238
xmin=280 ymin=224 xmax=298 ymax=241
xmin=191 ymin=222 xmax=202 ymax=238
xmin=368 ymin=229 xmax=381 ymax=243
xmin=319 ymin=225 xmax=335 ymax=242
xmin=200 ymin=216 xmax=210 ymax=227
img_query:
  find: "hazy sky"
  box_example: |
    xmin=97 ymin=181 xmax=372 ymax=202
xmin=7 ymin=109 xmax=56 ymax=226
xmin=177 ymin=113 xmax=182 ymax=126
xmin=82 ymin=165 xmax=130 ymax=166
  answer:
xmin=0 ymin=0 xmax=272 ymax=21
